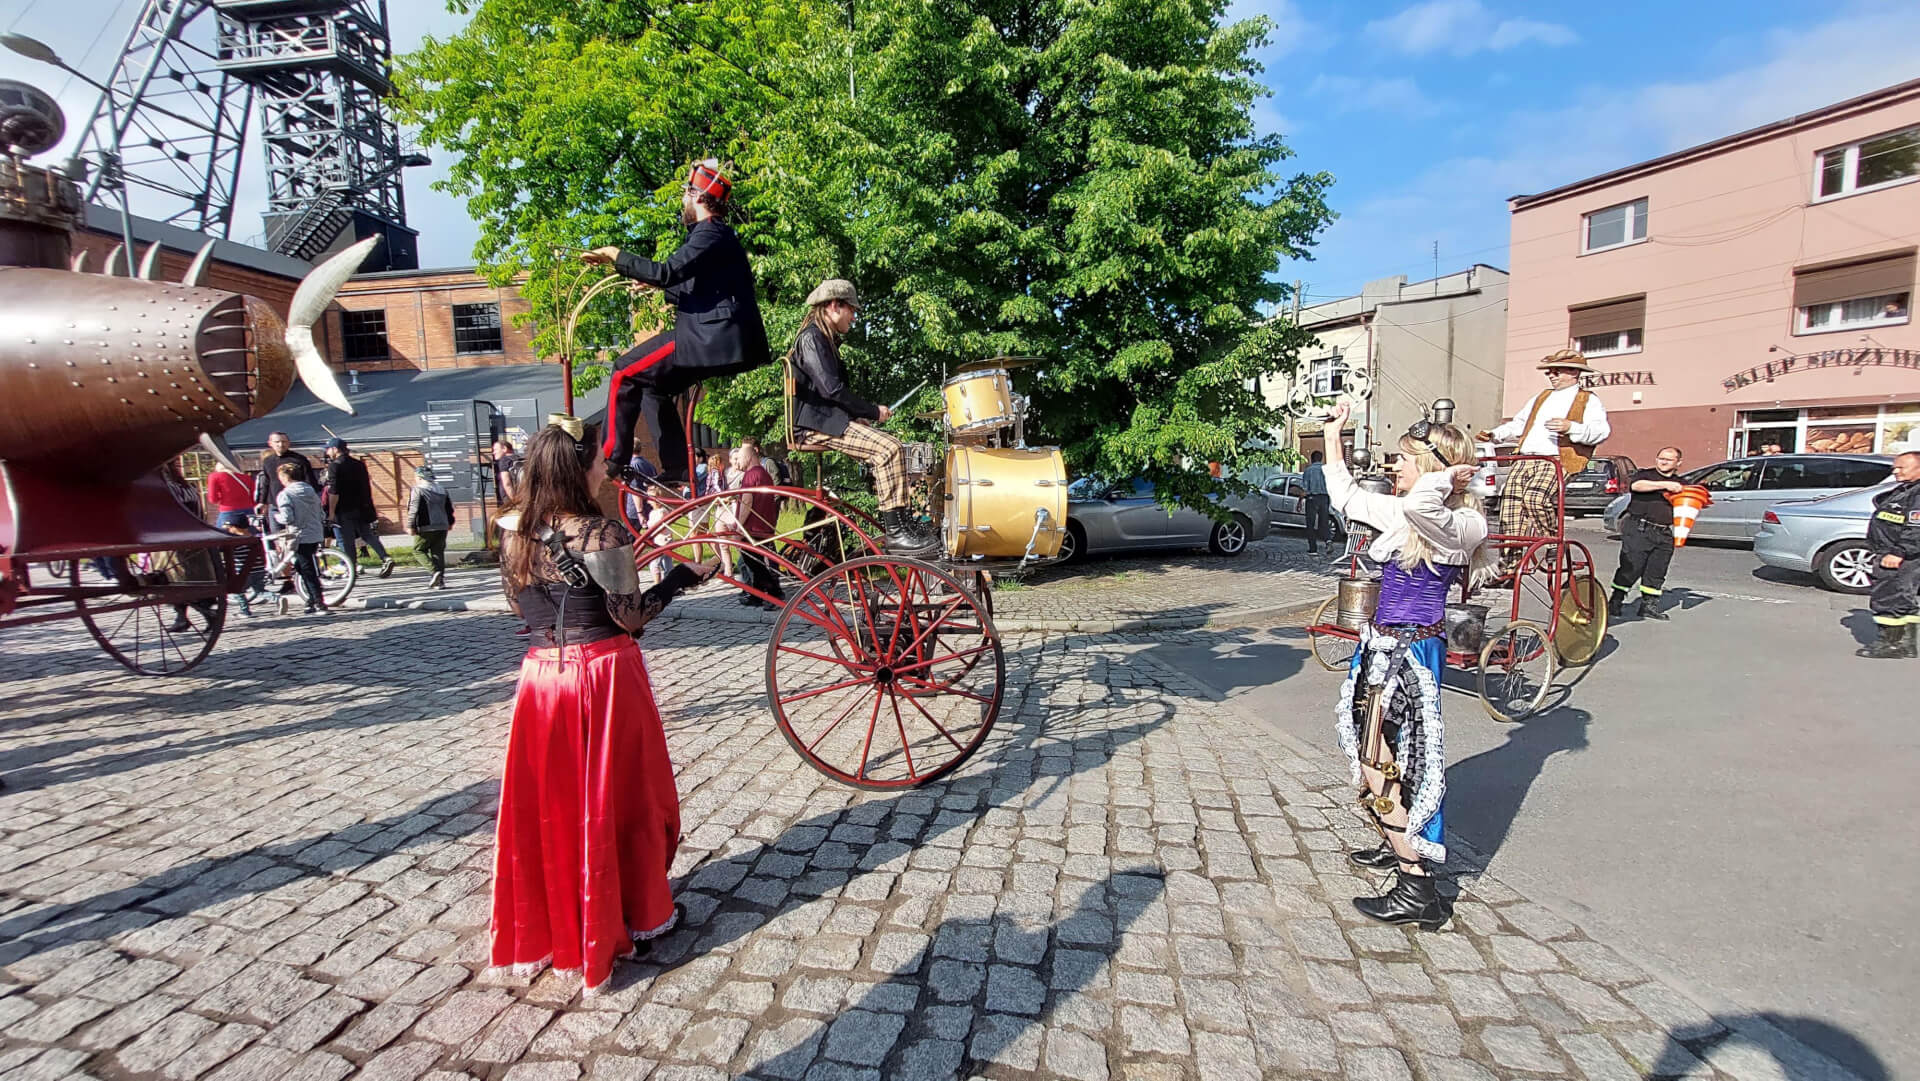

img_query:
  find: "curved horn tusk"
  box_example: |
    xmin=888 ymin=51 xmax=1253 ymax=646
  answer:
xmin=183 ymin=240 xmax=216 ymax=286
xmin=137 ymin=242 xmax=163 ymax=280
xmin=104 ymin=243 xmax=125 ymax=276
xmin=198 ymin=431 xmax=244 ymax=473
xmin=70 ymin=249 xmax=91 ymax=273
xmin=286 ymin=235 xmax=381 ymax=415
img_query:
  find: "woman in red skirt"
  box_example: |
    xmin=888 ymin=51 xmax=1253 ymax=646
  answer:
xmin=491 ymin=419 xmax=714 ymax=991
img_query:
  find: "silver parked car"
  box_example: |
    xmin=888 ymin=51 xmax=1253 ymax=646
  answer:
xmin=1260 ymin=473 xmax=1349 ymax=540
xmin=1752 ymin=484 xmax=1892 ymax=593
xmin=1059 ymin=477 xmax=1272 ymax=561
xmin=1601 ymin=454 xmax=1892 ymax=543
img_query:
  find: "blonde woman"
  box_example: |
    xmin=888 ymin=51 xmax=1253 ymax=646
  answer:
xmin=1321 ymin=402 xmax=1496 ymax=930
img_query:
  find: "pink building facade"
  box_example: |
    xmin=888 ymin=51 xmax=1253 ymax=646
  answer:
xmin=1505 ymin=79 xmax=1920 ymax=464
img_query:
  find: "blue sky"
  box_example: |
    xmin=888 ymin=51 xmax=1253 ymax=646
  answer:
xmin=6 ymin=0 xmax=1918 ymax=288
xmin=1247 ymin=0 xmax=1920 ymax=301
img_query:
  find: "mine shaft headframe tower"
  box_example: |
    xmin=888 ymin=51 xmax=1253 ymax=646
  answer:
xmin=70 ymin=0 xmax=421 ymax=269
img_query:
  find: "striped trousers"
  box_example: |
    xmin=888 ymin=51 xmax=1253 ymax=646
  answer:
xmin=794 ymin=422 xmax=908 ymax=510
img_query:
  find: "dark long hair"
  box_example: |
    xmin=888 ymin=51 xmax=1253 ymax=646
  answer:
xmin=501 ymin=424 xmax=600 ymax=592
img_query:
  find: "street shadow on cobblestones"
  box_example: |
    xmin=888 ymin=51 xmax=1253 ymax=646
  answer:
xmin=1655 ymin=1013 xmax=1886 ymax=1081
xmin=1442 ymin=705 xmax=1591 ymax=872
xmin=1135 ymin=628 xmax=1307 ymax=695
xmin=0 ymin=780 xmax=496 ymax=964
xmin=743 ymin=867 xmax=1165 ymax=1077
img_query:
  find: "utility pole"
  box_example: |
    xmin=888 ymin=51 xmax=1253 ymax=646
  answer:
xmin=1287 ymin=280 xmax=1304 ymax=455
xmin=1433 ymin=240 xmax=1440 ymax=294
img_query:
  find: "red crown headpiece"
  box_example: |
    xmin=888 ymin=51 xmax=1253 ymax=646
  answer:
xmin=688 ymin=158 xmax=731 ymax=201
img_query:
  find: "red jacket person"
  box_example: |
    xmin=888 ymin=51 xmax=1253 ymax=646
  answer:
xmin=582 ymin=160 xmax=771 ymax=486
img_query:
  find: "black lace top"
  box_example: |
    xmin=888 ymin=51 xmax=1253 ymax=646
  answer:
xmin=501 ymin=515 xmax=698 ymax=644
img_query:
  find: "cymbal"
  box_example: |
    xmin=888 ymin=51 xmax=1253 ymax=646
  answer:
xmin=956 ymin=355 xmax=1042 ymax=372
xmin=914 ymin=409 xmax=947 ymax=421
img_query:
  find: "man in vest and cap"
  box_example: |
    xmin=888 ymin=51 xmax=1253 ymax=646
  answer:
xmin=787 ymin=278 xmax=936 ymax=556
xmin=581 ymin=159 xmax=771 ymax=488
xmin=1479 ymin=349 xmax=1611 ymax=567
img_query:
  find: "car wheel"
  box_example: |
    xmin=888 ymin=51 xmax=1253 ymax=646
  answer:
xmin=1058 ymin=522 xmax=1085 ymax=564
xmin=1815 ymin=540 xmax=1876 ymax=594
xmin=1209 ymin=515 xmax=1251 ymax=556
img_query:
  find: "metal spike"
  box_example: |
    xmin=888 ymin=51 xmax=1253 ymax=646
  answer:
xmin=71 ymin=250 xmax=92 ymax=273
xmin=183 ymin=240 xmax=215 ymax=286
xmin=198 ymin=431 xmax=244 ymax=473
xmin=138 ymin=242 xmax=163 ymax=280
xmin=104 ymin=244 xmax=126 ymax=276
xmin=287 ymin=235 xmax=381 ymax=415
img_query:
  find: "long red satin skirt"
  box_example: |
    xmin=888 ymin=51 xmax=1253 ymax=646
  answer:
xmin=490 ymin=635 xmax=681 ymax=990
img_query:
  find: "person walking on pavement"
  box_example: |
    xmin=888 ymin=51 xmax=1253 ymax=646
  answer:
xmin=274 ymin=463 xmax=329 ymax=615
xmin=206 ymin=459 xmax=263 ymax=614
xmin=492 ymin=438 xmax=520 ymax=505
xmin=787 ymin=278 xmax=936 ymax=556
xmin=1302 ymin=451 xmax=1331 ymax=553
xmin=407 ymin=465 xmax=458 ymax=589
xmin=254 ymin=430 xmax=315 ymax=514
xmin=728 ymin=440 xmax=785 ymax=609
xmin=1609 ymin=446 xmax=1686 ymax=622
xmin=1478 ymin=350 xmax=1611 ymax=568
xmin=579 ymin=160 xmax=771 ymax=487
xmin=324 ymin=438 xmax=396 ymax=578
xmin=1320 ymin=403 xmax=1496 ymax=931
xmin=490 ymin=419 xmax=717 ymax=991
xmin=1859 ymin=451 xmax=1920 ymax=659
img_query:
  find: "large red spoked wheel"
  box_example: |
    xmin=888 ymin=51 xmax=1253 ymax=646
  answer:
xmin=71 ymin=554 xmax=228 ymax=676
xmin=767 ymin=556 xmax=1004 ymax=789
xmin=622 ymin=484 xmax=885 ymax=587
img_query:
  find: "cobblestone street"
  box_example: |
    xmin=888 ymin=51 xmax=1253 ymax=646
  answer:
xmin=0 ymin=601 xmax=1851 ymax=1081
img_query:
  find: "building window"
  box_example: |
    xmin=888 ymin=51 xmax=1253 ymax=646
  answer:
xmin=1574 ymin=328 xmax=1643 ymax=357
xmin=1814 ymin=125 xmax=1920 ymax=200
xmin=1309 ymin=354 xmax=1345 ymax=396
xmin=1582 ymin=198 xmax=1648 ymax=254
xmin=341 ymin=309 xmax=388 ymax=362
xmin=1796 ymin=291 xmax=1909 ymax=334
xmin=452 ymin=302 xmax=503 ymax=355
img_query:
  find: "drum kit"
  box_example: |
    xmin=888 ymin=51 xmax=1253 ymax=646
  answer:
xmin=900 ymin=357 xmax=1068 ymax=566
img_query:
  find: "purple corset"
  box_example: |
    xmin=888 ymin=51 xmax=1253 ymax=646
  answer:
xmin=1373 ymin=559 xmax=1462 ymax=626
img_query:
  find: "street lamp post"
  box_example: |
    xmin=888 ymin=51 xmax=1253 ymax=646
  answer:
xmin=2 ymin=34 xmax=139 ymax=270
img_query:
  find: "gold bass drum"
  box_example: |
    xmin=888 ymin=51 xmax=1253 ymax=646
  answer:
xmin=944 ymin=445 xmax=1069 ymax=560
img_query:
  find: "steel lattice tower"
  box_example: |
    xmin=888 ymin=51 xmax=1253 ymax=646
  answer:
xmin=69 ymin=0 xmax=421 ymax=268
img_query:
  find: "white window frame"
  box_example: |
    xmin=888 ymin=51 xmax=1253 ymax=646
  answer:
xmin=1812 ymin=125 xmax=1920 ymax=202
xmin=1573 ymin=328 xmax=1643 ymax=357
xmin=1309 ymin=354 xmax=1345 ymax=396
xmin=1792 ymin=290 xmax=1911 ymax=336
xmin=1581 ymin=197 xmax=1649 ymax=254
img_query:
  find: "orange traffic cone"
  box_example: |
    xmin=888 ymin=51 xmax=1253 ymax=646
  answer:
xmin=1665 ymin=485 xmax=1713 ymax=546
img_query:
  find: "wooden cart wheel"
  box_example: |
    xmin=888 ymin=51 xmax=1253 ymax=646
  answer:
xmin=1553 ymin=573 xmax=1608 ymax=666
xmin=1477 ymin=618 xmax=1556 ymax=723
xmin=72 ymin=557 xmax=227 ymax=676
xmin=1309 ymin=598 xmax=1358 ymax=672
xmin=767 ymin=556 xmax=1003 ymax=789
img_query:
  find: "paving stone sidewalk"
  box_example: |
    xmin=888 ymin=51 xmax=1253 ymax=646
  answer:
xmin=0 ymin=609 xmax=1855 ymax=1081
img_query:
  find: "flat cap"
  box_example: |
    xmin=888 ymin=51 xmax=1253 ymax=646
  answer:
xmin=804 ymin=278 xmax=861 ymax=309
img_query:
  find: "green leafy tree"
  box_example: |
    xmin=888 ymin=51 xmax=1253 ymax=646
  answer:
xmin=395 ymin=0 xmax=1332 ymax=509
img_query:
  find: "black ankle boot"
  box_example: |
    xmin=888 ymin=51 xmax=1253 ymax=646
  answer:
xmin=1606 ymin=591 xmax=1624 ymax=618
xmin=1347 ymin=841 xmax=1399 ymax=871
xmin=1904 ymin=625 xmax=1917 ymax=659
xmin=1639 ymin=594 xmax=1669 ymax=621
xmin=1353 ymin=868 xmax=1450 ymax=931
xmin=880 ymin=509 xmax=938 ymax=558
xmin=1858 ymin=624 xmax=1904 ymax=659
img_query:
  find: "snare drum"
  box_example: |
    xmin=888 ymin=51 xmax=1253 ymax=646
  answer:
xmin=941 ymin=369 xmax=1015 ymax=440
xmin=944 ymin=445 xmax=1068 ymax=560
xmin=901 ymin=441 xmax=939 ymax=478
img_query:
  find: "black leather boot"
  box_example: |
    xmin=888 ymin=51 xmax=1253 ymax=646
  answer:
xmin=1353 ymin=868 xmax=1450 ymax=931
xmin=1347 ymin=841 xmax=1399 ymax=870
xmin=880 ymin=509 xmax=939 ymax=558
xmin=1858 ymin=624 xmax=1904 ymax=659
xmin=1606 ymin=590 xmax=1624 ymax=618
xmin=1904 ymin=625 xmax=1917 ymax=659
xmin=1639 ymin=593 xmax=1669 ymax=621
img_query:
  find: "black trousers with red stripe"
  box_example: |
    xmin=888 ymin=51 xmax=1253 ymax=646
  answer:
xmin=601 ymin=330 xmax=772 ymax=482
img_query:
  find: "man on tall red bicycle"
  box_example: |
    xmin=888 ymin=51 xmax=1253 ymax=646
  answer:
xmin=786 ymin=279 xmax=938 ymax=557
xmin=580 ymin=159 xmax=771 ymax=489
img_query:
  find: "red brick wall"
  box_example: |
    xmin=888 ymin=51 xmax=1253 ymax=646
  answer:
xmin=327 ymin=270 xmax=538 ymax=372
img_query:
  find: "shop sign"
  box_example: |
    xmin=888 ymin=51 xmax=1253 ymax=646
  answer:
xmin=1723 ymin=348 xmax=1920 ymax=393
xmin=1581 ymin=370 xmax=1656 ymax=388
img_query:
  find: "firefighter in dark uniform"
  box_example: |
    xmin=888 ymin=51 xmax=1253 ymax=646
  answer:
xmin=581 ymin=159 xmax=771 ymax=488
xmin=1609 ymin=446 xmax=1685 ymax=621
xmin=1859 ymin=451 xmax=1920 ymax=659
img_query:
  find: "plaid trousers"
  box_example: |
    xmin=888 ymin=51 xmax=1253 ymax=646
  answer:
xmin=794 ymin=421 xmax=909 ymax=510
xmin=1498 ymin=459 xmax=1562 ymax=557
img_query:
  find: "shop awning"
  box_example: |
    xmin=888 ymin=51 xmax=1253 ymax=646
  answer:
xmin=1793 ymin=250 xmax=1917 ymax=308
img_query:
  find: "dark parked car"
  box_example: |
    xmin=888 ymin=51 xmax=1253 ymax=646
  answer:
xmin=1563 ymin=455 xmax=1636 ymax=516
xmin=1059 ymin=477 xmax=1272 ymax=562
xmin=1603 ymin=454 xmax=1893 ymax=542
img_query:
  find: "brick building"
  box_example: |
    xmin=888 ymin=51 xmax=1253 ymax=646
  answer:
xmin=322 ymin=265 xmax=537 ymax=372
xmin=1505 ymin=78 xmax=1920 ymax=464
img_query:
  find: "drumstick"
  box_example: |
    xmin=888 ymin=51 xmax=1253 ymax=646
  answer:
xmin=888 ymin=379 xmax=929 ymax=414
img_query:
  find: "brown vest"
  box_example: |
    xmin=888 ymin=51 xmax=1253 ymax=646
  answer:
xmin=1520 ymin=388 xmax=1597 ymax=473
